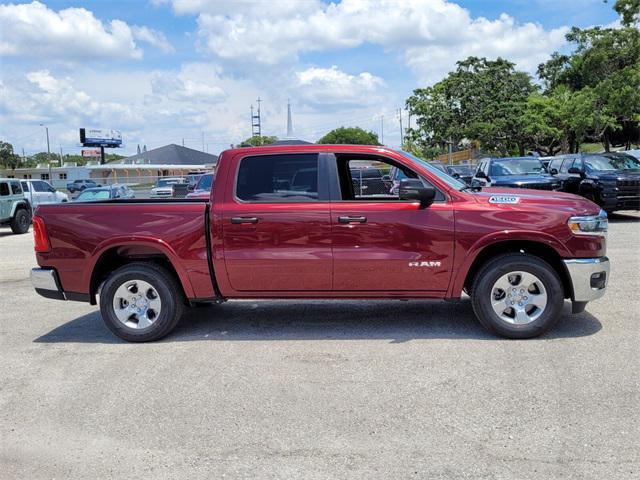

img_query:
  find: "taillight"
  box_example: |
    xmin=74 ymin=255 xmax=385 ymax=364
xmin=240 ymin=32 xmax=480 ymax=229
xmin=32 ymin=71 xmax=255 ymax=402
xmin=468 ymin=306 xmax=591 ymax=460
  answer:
xmin=32 ymin=216 xmax=51 ymax=253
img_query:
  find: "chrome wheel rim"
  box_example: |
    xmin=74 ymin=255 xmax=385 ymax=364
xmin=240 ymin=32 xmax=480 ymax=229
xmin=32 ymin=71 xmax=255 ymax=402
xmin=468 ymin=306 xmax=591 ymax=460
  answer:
xmin=112 ymin=279 xmax=162 ymax=329
xmin=490 ymin=271 xmax=547 ymax=325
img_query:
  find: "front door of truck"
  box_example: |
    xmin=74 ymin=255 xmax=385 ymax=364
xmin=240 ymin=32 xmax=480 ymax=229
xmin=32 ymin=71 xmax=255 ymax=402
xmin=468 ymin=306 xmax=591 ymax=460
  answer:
xmin=221 ymin=152 xmax=332 ymax=292
xmin=329 ymin=154 xmax=455 ymax=292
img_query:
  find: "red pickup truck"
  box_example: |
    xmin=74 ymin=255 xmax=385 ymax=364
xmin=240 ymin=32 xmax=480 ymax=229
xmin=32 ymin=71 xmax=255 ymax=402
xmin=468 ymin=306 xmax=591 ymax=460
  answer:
xmin=30 ymin=145 xmax=610 ymax=341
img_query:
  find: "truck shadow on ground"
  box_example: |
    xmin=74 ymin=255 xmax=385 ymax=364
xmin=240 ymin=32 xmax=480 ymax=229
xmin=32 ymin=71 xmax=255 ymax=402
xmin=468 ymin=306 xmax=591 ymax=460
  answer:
xmin=35 ymin=299 xmax=602 ymax=344
xmin=608 ymin=212 xmax=640 ymax=223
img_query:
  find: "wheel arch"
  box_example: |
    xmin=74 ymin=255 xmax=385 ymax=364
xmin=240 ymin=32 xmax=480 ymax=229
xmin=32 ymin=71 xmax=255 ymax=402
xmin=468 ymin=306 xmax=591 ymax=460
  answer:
xmin=87 ymin=240 xmax=194 ymax=305
xmin=453 ymin=238 xmax=573 ymax=300
xmin=10 ymin=199 xmax=31 ymax=218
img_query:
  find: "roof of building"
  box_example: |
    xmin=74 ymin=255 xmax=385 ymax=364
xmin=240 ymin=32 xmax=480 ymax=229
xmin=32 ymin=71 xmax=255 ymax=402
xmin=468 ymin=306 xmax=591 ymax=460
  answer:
xmin=272 ymin=139 xmax=314 ymax=145
xmin=113 ymin=144 xmax=218 ymax=166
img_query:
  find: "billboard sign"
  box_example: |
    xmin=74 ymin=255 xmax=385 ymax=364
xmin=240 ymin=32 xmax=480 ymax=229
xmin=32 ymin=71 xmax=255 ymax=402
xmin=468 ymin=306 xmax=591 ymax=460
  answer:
xmin=80 ymin=128 xmax=122 ymax=147
xmin=81 ymin=149 xmax=100 ymax=157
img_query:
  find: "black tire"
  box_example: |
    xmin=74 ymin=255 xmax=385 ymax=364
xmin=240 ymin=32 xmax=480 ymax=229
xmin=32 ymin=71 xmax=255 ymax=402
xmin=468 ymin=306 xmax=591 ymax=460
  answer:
xmin=10 ymin=208 xmax=30 ymax=234
xmin=99 ymin=262 xmax=185 ymax=342
xmin=470 ymin=253 xmax=564 ymax=339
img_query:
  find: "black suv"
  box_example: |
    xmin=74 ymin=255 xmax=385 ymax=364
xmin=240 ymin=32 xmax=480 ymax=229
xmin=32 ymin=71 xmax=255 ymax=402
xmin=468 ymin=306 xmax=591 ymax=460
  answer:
xmin=548 ymin=152 xmax=640 ymax=212
xmin=472 ymin=157 xmax=561 ymax=191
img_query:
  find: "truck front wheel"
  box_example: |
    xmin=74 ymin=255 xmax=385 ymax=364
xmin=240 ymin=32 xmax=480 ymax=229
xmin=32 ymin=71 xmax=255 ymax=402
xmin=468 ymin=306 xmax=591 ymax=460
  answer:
xmin=470 ymin=253 xmax=564 ymax=339
xmin=99 ymin=262 xmax=185 ymax=342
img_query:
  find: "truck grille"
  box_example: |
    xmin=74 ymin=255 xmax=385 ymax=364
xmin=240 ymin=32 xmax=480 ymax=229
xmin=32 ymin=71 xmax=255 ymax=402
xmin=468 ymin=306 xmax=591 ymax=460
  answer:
xmin=617 ymin=179 xmax=640 ymax=193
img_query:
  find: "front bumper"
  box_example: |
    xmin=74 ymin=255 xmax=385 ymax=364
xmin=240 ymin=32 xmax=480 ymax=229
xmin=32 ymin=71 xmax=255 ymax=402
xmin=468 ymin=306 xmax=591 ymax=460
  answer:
xmin=31 ymin=268 xmax=65 ymax=300
xmin=563 ymin=257 xmax=610 ymax=303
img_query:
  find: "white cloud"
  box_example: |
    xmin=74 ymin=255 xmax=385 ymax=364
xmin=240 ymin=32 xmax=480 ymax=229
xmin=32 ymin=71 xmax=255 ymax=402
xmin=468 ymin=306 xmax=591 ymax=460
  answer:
xmin=158 ymin=0 xmax=321 ymax=17
xmin=1 ymin=69 xmax=144 ymax=127
xmin=132 ymin=26 xmax=175 ymax=54
xmin=150 ymin=63 xmax=227 ymax=102
xmin=0 ymin=1 xmax=172 ymax=60
xmin=187 ymin=0 xmax=567 ymax=81
xmin=294 ymin=66 xmax=385 ymax=108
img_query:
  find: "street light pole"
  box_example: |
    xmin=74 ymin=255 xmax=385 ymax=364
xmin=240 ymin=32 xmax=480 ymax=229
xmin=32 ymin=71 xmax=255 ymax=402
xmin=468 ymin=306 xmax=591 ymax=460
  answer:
xmin=40 ymin=124 xmax=51 ymax=180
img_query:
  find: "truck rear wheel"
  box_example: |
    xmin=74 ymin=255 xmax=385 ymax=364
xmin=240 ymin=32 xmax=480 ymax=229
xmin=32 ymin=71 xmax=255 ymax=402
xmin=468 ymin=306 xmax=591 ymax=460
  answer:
xmin=470 ymin=253 xmax=564 ymax=339
xmin=10 ymin=208 xmax=30 ymax=234
xmin=99 ymin=262 xmax=185 ymax=342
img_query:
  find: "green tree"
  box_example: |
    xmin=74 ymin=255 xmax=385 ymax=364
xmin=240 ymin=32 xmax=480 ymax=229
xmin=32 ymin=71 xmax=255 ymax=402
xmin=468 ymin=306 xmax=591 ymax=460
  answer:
xmin=241 ymin=135 xmax=277 ymax=146
xmin=0 ymin=141 xmax=21 ymax=169
xmin=317 ymin=127 xmax=381 ymax=145
xmin=537 ymin=1 xmax=640 ymax=150
xmin=406 ymin=57 xmax=535 ymax=156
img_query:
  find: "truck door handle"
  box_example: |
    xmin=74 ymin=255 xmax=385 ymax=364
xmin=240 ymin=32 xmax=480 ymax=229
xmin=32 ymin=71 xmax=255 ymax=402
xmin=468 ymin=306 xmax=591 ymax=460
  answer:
xmin=231 ymin=217 xmax=259 ymax=224
xmin=338 ymin=216 xmax=367 ymax=224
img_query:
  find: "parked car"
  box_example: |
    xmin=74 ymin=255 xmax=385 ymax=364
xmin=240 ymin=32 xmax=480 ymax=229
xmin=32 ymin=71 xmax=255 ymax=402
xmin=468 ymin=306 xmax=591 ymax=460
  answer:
xmin=472 ymin=157 xmax=561 ymax=191
xmin=67 ymin=179 xmax=100 ymax=193
xmin=31 ymin=145 xmax=609 ymax=342
xmin=186 ymin=172 xmax=204 ymax=192
xmin=186 ymin=173 xmax=214 ymax=199
xmin=0 ymin=178 xmax=31 ymax=234
xmin=445 ymin=165 xmax=475 ymax=185
xmin=21 ymin=180 xmax=68 ymax=208
xmin=350 ymin=167 xmax=390 ymax=196
xmin=150 ymin=177 xmax=186 ymax=198
xmin=548 ymin=153 xmax=640 ymax=212
xmin=74 ymin=184 xmax=135 ymax=202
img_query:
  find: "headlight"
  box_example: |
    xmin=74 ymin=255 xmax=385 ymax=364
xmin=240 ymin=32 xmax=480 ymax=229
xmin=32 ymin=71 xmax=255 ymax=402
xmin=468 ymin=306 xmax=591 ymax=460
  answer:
xmin=567 ymin=209 xmax=608 ymax=236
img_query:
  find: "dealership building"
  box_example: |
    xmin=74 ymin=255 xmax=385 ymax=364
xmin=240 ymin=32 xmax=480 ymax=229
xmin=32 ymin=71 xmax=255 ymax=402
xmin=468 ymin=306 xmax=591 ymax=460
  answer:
xmin=1 ymin=144 xmax=218 ymax=189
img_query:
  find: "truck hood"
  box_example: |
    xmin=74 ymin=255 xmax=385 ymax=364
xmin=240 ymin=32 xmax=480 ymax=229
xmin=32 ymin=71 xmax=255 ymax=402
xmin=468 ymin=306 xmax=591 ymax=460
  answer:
xmin=472 ymin=187 xmax=600 ymax=216
xmin=490 ymin=175 xmax=557 ymax=186
xmin=589 ymin=170 xmax=640 ymax=181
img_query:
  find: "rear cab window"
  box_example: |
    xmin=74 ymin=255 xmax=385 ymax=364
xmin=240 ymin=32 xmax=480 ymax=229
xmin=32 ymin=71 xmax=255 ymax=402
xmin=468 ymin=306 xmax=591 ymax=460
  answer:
xmin=235 ymin=153 xmax=319 ymax=202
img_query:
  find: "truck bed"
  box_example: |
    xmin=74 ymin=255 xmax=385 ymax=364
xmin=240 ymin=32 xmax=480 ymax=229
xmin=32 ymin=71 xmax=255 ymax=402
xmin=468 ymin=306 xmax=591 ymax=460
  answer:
xmin=34 ymin=200 xmax=216 ymax=301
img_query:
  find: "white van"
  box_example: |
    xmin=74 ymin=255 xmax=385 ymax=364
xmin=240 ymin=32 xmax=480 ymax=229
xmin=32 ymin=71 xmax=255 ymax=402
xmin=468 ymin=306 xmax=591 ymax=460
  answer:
xmin=21 ymin=180 xmax=69 ymax=208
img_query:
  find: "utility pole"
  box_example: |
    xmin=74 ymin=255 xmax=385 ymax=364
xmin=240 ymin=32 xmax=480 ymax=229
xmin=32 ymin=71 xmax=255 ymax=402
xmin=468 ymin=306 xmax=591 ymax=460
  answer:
xmin=380 ymin=115 xmax=384 ymax=145
xmin=40 ymin=123 xmax=51 ymax=179
xmin=202 ymin=132 xmax=205 ymax=152
xmin=396 ymin=108 xmax=404 ymax=146
xmin=447 ymin=137 xmax=453 ymax=165
xmin=182 ymin=138 xmax=184 ymax=147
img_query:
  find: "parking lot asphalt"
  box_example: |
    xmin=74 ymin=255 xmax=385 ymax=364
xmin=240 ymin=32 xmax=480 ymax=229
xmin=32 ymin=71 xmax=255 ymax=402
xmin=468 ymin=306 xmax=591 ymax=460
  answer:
xmin=1 ymin=213 xmax=639 ymax=479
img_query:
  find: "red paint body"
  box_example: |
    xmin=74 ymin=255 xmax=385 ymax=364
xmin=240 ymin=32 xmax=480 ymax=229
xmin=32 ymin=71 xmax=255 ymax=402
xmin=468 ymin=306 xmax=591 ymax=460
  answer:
xmin=34 ymin=145 xmax=605 ymax=302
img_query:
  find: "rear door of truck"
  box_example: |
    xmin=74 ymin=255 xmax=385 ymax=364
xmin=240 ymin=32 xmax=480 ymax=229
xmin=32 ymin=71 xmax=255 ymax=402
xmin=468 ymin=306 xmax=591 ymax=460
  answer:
xmin=218 ymin=151 xmax=333 ymax=293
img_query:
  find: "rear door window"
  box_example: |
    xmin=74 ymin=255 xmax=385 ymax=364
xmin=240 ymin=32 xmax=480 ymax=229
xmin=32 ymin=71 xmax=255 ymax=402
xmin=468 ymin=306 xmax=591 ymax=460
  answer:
xmin=236 ymin=154 xmax=319 ymax=202
xmin=0 ymin=183 xmax=9 ymax=196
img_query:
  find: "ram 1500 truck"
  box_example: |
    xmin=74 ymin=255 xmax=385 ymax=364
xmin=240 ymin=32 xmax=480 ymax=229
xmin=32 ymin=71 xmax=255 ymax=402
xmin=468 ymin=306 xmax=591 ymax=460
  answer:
xmin=30 ymin=145 xmax=610 ymax=342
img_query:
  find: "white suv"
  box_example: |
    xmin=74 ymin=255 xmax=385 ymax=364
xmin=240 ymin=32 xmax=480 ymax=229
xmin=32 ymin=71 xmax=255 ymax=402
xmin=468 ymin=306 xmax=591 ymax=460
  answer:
xmin=21 ymin=180 xmax=69 ymax=208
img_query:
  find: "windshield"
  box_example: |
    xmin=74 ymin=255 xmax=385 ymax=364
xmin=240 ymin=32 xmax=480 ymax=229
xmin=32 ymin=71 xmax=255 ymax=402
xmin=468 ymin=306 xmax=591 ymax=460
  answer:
xmin=489 ymin=158 xmax=545 ymax=176
xmin=396 ymin=150 xmax=467 ymax=190
xmin=586 ymin=154 xmax=640 ymax=171
xmin=157 ymin=178 xmax=183 ymax=187
xmin=197 ymin=174 xmax=214 ymax=190
xmin=448 ymin=165 xmax=473 ymax=174
xmin=76 ymin=189 xmax=110 ymax=201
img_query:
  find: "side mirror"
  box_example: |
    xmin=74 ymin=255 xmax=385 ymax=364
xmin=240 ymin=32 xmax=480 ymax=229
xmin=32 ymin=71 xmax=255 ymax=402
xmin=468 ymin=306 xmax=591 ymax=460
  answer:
xmin=451 ymin=172 xmax=461 ymax=179
xmin=475 ymin=170 xmax=487 ymax=179
xmin=399 ymin=179 xmax=436 ymax=208
xmin=381 ymin=175 xmax=391 ymax=181
xmin=549 ymin=168 xmax=558 ymax=175
xmin=568 ymin=167 xmax=582 ymax=175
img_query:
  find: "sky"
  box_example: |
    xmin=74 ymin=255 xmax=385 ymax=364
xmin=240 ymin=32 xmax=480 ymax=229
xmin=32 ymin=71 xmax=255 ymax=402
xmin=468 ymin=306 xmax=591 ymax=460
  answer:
xmin=0 ymin=0 xmax=618 ymax=156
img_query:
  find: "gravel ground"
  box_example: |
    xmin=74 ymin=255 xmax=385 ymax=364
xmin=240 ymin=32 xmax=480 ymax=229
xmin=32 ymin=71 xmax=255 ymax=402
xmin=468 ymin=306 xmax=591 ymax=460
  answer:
xmin=1 ymin=213 xmax=639 ymax=479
